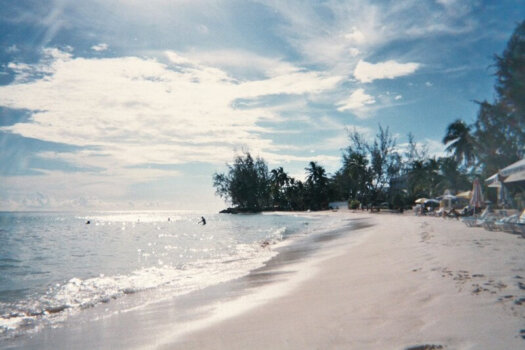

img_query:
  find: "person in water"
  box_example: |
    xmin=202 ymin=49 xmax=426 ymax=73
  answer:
xmin=198 ymin=216 xmax=206 ymax=225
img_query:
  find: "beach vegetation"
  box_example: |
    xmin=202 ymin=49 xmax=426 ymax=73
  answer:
xmin=213 ymin=152 xmax=272 ymax=212
xmin=305 ymin=161 xmax=331 ymax=211
xmin=213 ymin=152 xmax=333 ymax=212
xmin=333 ymin=125 xmax=401 ymax=207
xmin=214 ymin=22 xmax=524 ymax=213
xmin=348 ymin=199 xmax=360 ymax=210
xmin=442 ymin=119 xmax=476 ymax=167
xmin=443 ymin=20 xmax=524 ymax=179
xmin=270 ymin=167 xmax=291 ymax=210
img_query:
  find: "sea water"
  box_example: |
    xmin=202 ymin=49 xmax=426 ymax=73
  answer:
xmin=0 ymin=210 xmax=320 ymax=341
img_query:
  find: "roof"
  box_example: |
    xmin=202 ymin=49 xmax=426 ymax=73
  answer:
xmin=485 ymin=158 xmax=525 ymax=186
xmin=504 ymin=169 xmax=525 ymax=184
xmin=500 ymin=159 xmax=525 ymax=176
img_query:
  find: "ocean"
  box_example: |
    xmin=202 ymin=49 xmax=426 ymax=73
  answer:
xmin=0 ymin=210 xmax=331 ymax=343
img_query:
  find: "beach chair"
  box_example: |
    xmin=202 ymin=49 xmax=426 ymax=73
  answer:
xmin=483 ymin=215 xmax=500 ymax=231
xmin=510 ymin=209 xmax=525 ymax=235
xmin=492 ymin=213 xmax=518 ymax=233
xmin=462 ymin=207 xmax=492 ymax=227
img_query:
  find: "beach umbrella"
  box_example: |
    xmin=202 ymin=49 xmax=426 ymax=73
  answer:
xmin=456 ymin=190 xmax=471 ymax=199
xmin=470 ymin=178 xmax=484 ymax=209
xmin=442 ymin=194 xmax=456 ymax=209
xmin=424 ymin=199 xmax=440 ymax=204
xmin=414 ymin=198 xmax=427 ymax=204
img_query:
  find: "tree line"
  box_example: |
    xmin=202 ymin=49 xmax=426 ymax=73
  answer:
xmin=213 ymin=21 xmax=524 ymax=212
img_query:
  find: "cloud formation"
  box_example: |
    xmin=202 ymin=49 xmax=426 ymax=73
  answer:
xmin=337 ymin=88 xmax=376 ymax=117
xmin=0 ymin=49 xmax=341 ymax=171
xmin=91 ymin=43 xmax=108 ymax=52
xmin=353 ymin=60 xmax=420 ymax=83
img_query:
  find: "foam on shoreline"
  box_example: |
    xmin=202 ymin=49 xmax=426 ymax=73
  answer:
xmin=1 ymin=212 xmax=365 ymax=349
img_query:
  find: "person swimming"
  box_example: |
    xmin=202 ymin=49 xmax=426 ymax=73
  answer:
xmin=198 ymin=216 xmax=206 ymax=225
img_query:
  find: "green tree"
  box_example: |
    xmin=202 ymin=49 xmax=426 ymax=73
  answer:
xmin=305 ymin=161 xmax=330 ymax=210
xmin=442 ymin=119 xmax=476 ymax=166
xmin=368 ymin=126 xmax=401 ymax=203
xmin=213 ymin=152 xmax=271 ymax=211
xmin=442 ymin=21 xmax=524 ymax=177
xmin=285 ymin=178 xmax=307 ymax=211
xmin=336 ymin=151 xmax=371 ymax=203
xmin=270 ymin=167 xmax=290 ymax=209
xmin=336 ymin=125 xmax=401 ymax=206
xmin=494 ymin=20 xmax=525 ymax=149
xmin=473 ymin=101 xmax=521 ymax=178
xmin=437 ymin=157 xmax=470 ymax=194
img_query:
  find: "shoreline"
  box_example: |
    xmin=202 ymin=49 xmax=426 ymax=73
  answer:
xmin=2 ymin=211 xmax=364 ymax=350
xmin=170 ymin=211 xmax=525 ymax=350
xmin=3 ymin=211 xmax=524 ymax=349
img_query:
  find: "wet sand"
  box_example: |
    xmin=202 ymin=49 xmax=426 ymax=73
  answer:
xmin=167 ymin=212 xmax=525 ymax=350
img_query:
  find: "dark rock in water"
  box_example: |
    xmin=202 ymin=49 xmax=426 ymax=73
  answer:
xmin=219 ymin=207 xmax=261 ymax=214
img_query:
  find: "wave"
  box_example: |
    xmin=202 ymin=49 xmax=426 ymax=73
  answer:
xmin=0 ymin=237 xmax=280 ymax=339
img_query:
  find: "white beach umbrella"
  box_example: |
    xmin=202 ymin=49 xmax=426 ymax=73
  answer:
xmin=470 ymin=178 xmax=484 ymax=209
xmin=456 ymin=190 xmax=472 ymax=199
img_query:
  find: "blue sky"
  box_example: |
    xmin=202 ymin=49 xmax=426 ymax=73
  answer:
xmin=0 ymin=0 xmax=523 ymax=211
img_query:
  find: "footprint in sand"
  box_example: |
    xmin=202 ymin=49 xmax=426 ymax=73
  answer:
xmin=405 ymin=345 xmax=444 ymax=350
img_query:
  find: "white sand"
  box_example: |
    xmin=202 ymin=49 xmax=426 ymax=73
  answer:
xmin=167 ymin=212 xmax=525 ymax=350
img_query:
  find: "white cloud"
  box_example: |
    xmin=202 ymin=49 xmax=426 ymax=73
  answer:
xmin=394 ymin=95 xmax=403 ymax=100
xmin=344 ymin=27 xmax=366 ymax=45
xmin=177 ymin=49 xmax=302 ymax=79
xmin=0 ymin=49 xmax=341 ymax=171
xmin=337 ymin=88 xmax=375 ymax=117
xmin=91 ymin=43 xmax=108 ymax=52
xmin=425 ymin=81 xmax=433 ymax=87
xmin=258 ymin=0 xmax=476 ymax=76
xmin=353 ymin=59 xmax=420 ymax=83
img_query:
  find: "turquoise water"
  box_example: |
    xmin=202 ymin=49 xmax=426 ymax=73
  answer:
xmin=0 ymin=211 xmax=317 ymax=339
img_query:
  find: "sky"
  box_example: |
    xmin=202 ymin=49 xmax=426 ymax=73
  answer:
xmin=0 ymin=0 xmax=523 ymax=211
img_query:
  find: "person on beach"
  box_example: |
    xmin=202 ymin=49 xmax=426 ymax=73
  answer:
xmin=198 ymin=216 xmax=206 ymax=225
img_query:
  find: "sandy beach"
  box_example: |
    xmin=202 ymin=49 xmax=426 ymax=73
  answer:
xmin=165 ymin=211 xmax=525 ymax=350
xmin=4 ymin=211 xmax=524 ymax=350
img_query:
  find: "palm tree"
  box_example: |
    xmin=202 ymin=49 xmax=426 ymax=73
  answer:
xmin=305 ymin=162 xmax=329 ymax=210
xmin=442 ymin=119 xmax=476 ymax=166
xmin=438 ymin=157 xmax=470 ymax=194
xmin=270 ymin=167 xmax=290 ymax=209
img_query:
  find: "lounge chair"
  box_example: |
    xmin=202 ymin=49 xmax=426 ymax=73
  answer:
xmin=517 ymin=223 xmax=525 ymax=238
xmin=483 ymin=215 xmax=501 ymax=231
xmin=462 ymin=207 xmax=494 ymax=227
xmin=510 ymin=209 xmax=525 ymax=235
xmin=492 ymin=213 xmax=518 ymax=233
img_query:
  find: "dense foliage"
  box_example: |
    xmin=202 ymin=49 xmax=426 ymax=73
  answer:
xmin=213 ymin=153 xmax=332 ymax=212
xmin=213 ymin=22 xmax=524 ymax=212
xmin=442 ymin=20 xmax=524 ymax=177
